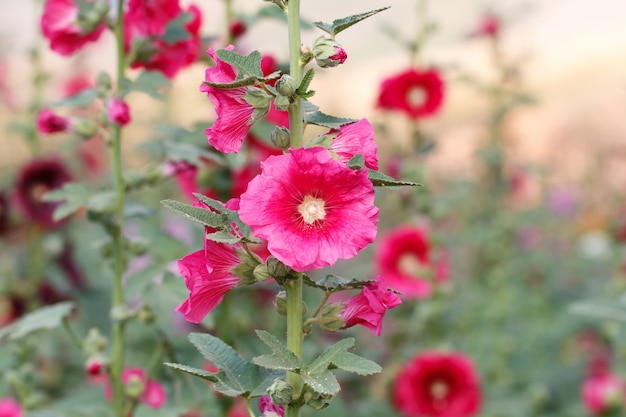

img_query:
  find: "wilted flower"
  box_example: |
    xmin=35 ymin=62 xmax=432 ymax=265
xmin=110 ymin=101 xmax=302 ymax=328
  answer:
xmin=375 ymin=225 xmax=448 ymax=299
xmin=0 ymin=397 xmax=23 ymax=417
xmin=328 ymin=119 xmax=378 ymax=170
xmin=338 ymin=276 xmax=401 ymax=336
xmin=40 ymin=0 xmax=108 ymax=56
xmin=14 ymin=157 xmax=73 ymax=228
xmin=239 ymin=147 xmax=378 ymax=272
xmin=107 ymin=98 xmax=131 ymax=126
xmin=394 ymin=351 xmax=481 ymax=417
xmin=377 ymin=68 xmax=444 ymax=119
xmin=105 ymin=367 xmax=166 ymax=409
xmin=36 ymin=108 xmax=71 ymax=134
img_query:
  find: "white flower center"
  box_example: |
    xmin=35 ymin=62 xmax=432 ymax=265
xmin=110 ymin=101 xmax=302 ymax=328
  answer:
xmin=398 ymin=253 xmax=429 ymax=278
xmin=407 ymin=86 xmax=426 ymax=108
xmin=298 ymin=195 xmax=326 ymax=224
xmin=430 ymin=380 xmax=449 ymax=400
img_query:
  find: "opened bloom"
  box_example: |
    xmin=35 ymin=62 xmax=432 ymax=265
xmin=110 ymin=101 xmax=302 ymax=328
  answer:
xmin=394 ymin=351 xmax=481 ymax=417
xmin=176 ymin=238 xmax=242 ymax=323
xmin=582 ymin=372 xmax=625 ymax=415
xmin=239 ymin=147 xmax=378 ymax=272
xmin=375 ymin=225 xmax=448 ymax=299
xmin=328 ymin=119 xmax=378 ymax=170
xmin=105 ymin=367 xmax=166 ymax=409
xmin=0 ymin=397 xmax=22 ymax=417
xmin=339 ymin=276 xmax=401 ymax=336
xmin=41 ymin=0 xmax=108 ymax=56
xmin=377 ymin=68 xmax=444 ymax=119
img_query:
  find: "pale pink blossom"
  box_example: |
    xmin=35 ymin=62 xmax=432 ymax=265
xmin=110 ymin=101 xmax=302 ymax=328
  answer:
xmin=239 ymin=147 xmax=378 ymax=272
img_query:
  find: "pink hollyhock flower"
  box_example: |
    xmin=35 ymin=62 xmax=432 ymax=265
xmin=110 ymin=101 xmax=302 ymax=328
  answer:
xmin=200 ymin=46 xmax=257 ymax=153
xmin=0 ymin=397 xmax=22 ymax=417
xmin=339 ymin=276 xmax=401 ymax=336
xmin=239 ymin=146 xmax=378 ymax=272
xmin=377 ymin=68 xmax=444 ymax=119
xmin=375 ymin=225 xmax=448 ymax=299
xmin=36 ymin=108 xmax=71 ymax=134
xmin=176 ymin=238 xmax=242 ymax=323
xmin=582 ymin=372 xmax=624 ymax=415
xmin=229 ymin=20 xmax=247 ymax=40
xmin=105 ymin=367 xmax=166 ymax=409
xmin=62 ymin=73 xmax=93 ymax=97
xmin=227 ymin=398 xmax=249 ymax=417
xmin=258 ymin=396 xmax=284 ymax=417
xmin=107 ymin=98 xmax=131 ymax=126
xmin=14 ymin=157 xmax=73 ymax=228
xmin=474 ymin=13 xmax=500 ymax=38
xmin=126 ymin=0 xmax=181 ymax=35
xmin=40 ymin=0 xmax=107 ymax=56
xmin=328 ymin=119 xmax=378 ymax=170
xmin=394 ymin=351 xmax=481 ymax=417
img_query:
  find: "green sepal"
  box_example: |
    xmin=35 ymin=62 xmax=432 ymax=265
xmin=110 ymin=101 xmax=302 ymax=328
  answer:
xmin=252 ymin=330 xmax=302 ymax=371
xmin=313 ymin=7 xmax=390 ymax=37
xmin=0 ymin=302 xmax=75 ymax=342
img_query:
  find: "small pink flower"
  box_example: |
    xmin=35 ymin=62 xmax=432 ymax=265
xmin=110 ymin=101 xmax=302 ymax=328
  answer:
xmin=375 ymin=225 xmax=448 ymax=299
xmin=377 ymin=68 xmax=444 ymax=119
xmin=40 ymin=0 xmax=107 ymax=56
xmin=582 ymin=372 xmax=625 ymax=415
xmin=36 ymin=108 xmax=71 ymax=134
xmin=105 ymin=367 xmax=166 ymax=409
xmin=474 ymin=13 xmax=500 ymax=38
xmin=394 ymin=351 xmax=481 ymax=417
xmin=258 ymin=396 xmax=284 ymax=417
xmin=0 ymin=397 xmax=22 ymax=417
xmin=329 ymin=46 xmax=348 ymax=65
xmin=329 ymin=119 xmax=378 ymax=170
xmin=200 ymin=46 xmax=256 ymax=153
xmin=229 ymin=20 xmax=247 ymax=40
xmin=239 ymin=147 xmax=379 ymax=272
xmin=339 ymin=276 xmax=401 ymax=336
xmin=176 ymin=238 xmax=242 ymax=323
xmin=107 ymin=98 xmax=131 ymax=126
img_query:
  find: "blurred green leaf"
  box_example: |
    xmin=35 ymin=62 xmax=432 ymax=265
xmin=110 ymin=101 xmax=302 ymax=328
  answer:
xmin=313 ymin=7 xmax=390 ymax=36
xmin=0 ymin=302 xmax=75 ymax=342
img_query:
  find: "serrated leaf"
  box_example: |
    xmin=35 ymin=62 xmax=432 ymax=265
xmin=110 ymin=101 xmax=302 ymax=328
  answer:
xmin=305 ymin=109 xmax=357 ymax=129
xmin=296 ymin=68 xmax=315 ymax=99
xmin=86 ymin=190 xmax=117 ymax=214
xmin=161 ymin=199 xmax=228 ymax=229
xmin=347 ymin=154 xmax=365 ymax=169
xmin=368 ymin=170 xmax=423 ymax=188
xmin=120 ymin=71 xmax=171 ymax=100
xmin=193 ymin=193 xmax=255 ymax=241
xmin=42 ymin=183 xmax=92 ymax=221
xmin=205 ymin=230 xmax=242 ymax=244
xmin=301 ymin=369 xmax=340 ymax=395
xmin=324 ymin=350 xmax=381 ymax=375
xmin=52 ymin=88 xmax=97 ymax=107
xmin=303 ymin=274 xmax=373 ymax=292
xmin=313 ymin=7 xmax=390 ymax=36
xmin=188 ymin=333 xmax=277 ymax=397
xmin=252 ymin=330 xmax=301 ymax=371
xmin=0 ymin=302 xmax=75 ymax=341
xmin=215 ymin=49 xmax=263 ymax=78
xmin=164 ymin=362 xmax=218 ymax=382
xmin=308 ymin=338 xmax=355 ymax=374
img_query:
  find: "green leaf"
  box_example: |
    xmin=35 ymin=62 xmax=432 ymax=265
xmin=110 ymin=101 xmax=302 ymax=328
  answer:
xmin=42 ymin=183 xmax=92 ymax=221
xmin=163 ymin=362 xmax=218 ymax=382
xmin=313 ymin=7 xmax=390 ymax=36
xmin=307 ymin=338 xmax=355 ymax=374
xmin=347 ymin=154 xmax=365 ymax=169
xmin=162 ymin=11 xmax=193 ymax=43
xmin=120 ymin=71 xmax=171 ymax=100
xmin=86 ymin=190 xmax=117 ymax=214
xmin=368 ymin=170 xmax=423 ymax=188
xmin=303 ymin=102 xmax=357 ymax=129
xmin=205 ymin=230 xmax=241 ymax=244
xmin=570 ymin=301 xmax=626 ymax=322
xmin=193 ymin=193 xmax=256 ymax=242
xmin=215 ymin=49 xmax=263 ymax=78
xmin=252 ymin=330 xmax=302 ymax=371
xmin=0 ymin=302 xmax=75 ymax=341
xmin=297 ymin=68 xmax=315 ymax=99
xmin=161 ymin=199 xmax=228 ymax=229
xmin=303 ymin=274 xmax=373 ymax=292
xmin=188 ymin=333 xmax=278 ymax=397
xmin=52 ymin=89 xmax=97 ymax=108
xmin=301 ymin=369 xmax=340 ymax=395
xmin=322 ymin=350 xmax=381 ymax=375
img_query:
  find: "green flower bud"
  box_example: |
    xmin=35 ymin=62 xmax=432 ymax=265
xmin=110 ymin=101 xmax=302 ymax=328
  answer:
xmin=274 ymin=291 xmax=287 ymax=316
xmin=275 ymin=75 xmax=298 ymax=97
xmin=273 ymin=95 xmax=290 ymax=112
xmin=271 ymin=126 xmax=291 ymax=150
xmin=137 ymin=304 xmax=156 ymax=325
xmin=124 ymin=374 xmax=146 ymax=399
xmin=266 ymin=256 xmax=293 ymax=281
xmin=97 ymin=71 xmax=111 ymax=92
xmin=306 ymin=391 xmax=333 ymax=410
xmin=319 ymin=302 xmax=345 ymax=332
xmin=312 ymin=37 xmax=347 ymax=68
xmin=73 ymin=119 xmax=98 ymax=139
xmin=267 ymin=378 xmax=294 ymax=406
xmin=84 ymin=327 xmax=108 ymax=355
xmin=253 ymin=264 xmax=271 ymax=282
xmin=243 ymin=87 xmax=272 ymax=109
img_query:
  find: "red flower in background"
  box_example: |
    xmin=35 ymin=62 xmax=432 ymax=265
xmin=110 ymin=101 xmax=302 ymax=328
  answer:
xmin=125 ymin=0 xmax=181 ymax=35
xmin=581 ymin=372 xmax=625 ymax=415
xmin=377 ymin=68 xmax=444 ymax=119
xmin=473 ymin=13 xmax=500 ymax=38
xmin=375 ymin=225 xmax=448 ymax=299
xmin=14 ymin=157 xmax=72 ymax=228
xmin=104 ymin=367 xmax=166 ymax=409
xmin=36 ymin=108 xmax=71 ymax=134
xmin=41 ymin=0 xmax=107 ymax=56
xmin=0 ymin=397 xmax=23 ymax=417
xmin=107 ymin=98 xmax=131 ymax=126
xmin=394 ymin=351 xmax=481 ymax=417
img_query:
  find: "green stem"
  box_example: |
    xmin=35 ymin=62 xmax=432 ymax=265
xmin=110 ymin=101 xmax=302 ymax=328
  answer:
xmin=285 ymin=276 xmax=303 ymax=417
xmin=244 ymin=397 xmax=256 ymax=417
xmin=286 ymin=0 xmax=304 ymax=149
xmin=225 ymin=0 xmax=235 ymax=45
xmin=109 ymin=2 xmax=127 ymax=416
xmin=62 ymin=317 xmax=84 ymax=350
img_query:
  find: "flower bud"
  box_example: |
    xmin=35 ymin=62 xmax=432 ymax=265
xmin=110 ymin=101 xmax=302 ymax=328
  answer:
xmin=274 ymin=291 xmax=287 ymax=316
xmin=73 ymin=119 xmax=98 ymax=139
xmin=97 ymin=71 xmax=111 ymax=96
xmin=85 ymin=354 xmax=109 ymax=376
xmin=137 ymin=304 xmax=156 ymax=325
xmin=273 ymin=95 xmax=290 ymax=112
xmin=266 ymin=256 xmax=293 ymax=281
xmin=253 ymin=264 xmax=271 ymax=282
xmin=275 ymin=75 xmax=298 ymax=97
xmin=125 ymin=374 xmax=146 ymax=399
xmin=313 ymin=37 xmax=347 ymax=68
xmin=319 ymin=303 xmax=345 ymax=332
xmin=84 ymin=327 xmax=108 ymax=355
xmin=243 ymin=87 xmax=272 ymax=109
xmin=229 ymin=20 xmax=247 ymax=39
xmin=271 ymin=126 xmax=291 ymax=150
xmin=267 ymin=378 xmax=294 ymax=406
xmin=305 ymin=391 xmax=333 ymax=410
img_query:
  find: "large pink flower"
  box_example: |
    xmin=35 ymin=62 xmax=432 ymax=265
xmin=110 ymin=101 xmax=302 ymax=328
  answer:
xmin=339 ymin=276 xmax=401 ymax=336
xmin=105 ymin=367 xmax=166 ymax=409
xmin=328 ymin=119 xmax=378 ymax=170
xmin=200 ymin=47 xmax=256 ymax=153
xmin=375 ymin=225 xmax=448 ymax=299
xmin=239 ymin=147 xmax=378 ymax=272
xmin=377 ymin=68 xmax=444 ymax=119
xmin=176 ymin=238 xmax=241 ymax=323
xmin=41 ymin=0 xmax=106 ymax=56
xmin=394 ymin=351 xmax=481 ymax=417
xmin=0 ymin=397 xmax=22 ymax=417
xmin=581 ymin=372 xmax=625 ymax=415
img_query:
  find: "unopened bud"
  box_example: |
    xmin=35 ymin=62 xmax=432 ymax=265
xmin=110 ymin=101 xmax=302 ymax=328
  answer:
xmin=124 ymin=374 xmax=146 ymax=399
xmin=266 ymin=256 xmax=292 ymax=281
xmin=275 ymin=75 xmax=298 ymax=97
xmin=73 ymin=119 xmax=98 ymax=139
xmin=306 ymin=391 xmax=333 ymax=410
xmin=312 ymin=37 xmax=347 ymax=68
xmin=273 ymin=95 xmax=290 ymax=112
xmin=274 ymin=291 xmax=287 ymax=316
xmin=229 ymin=20 xmax=247 ymax=39
xmin=84 ymin=327 xmax=108 ymax=355
xmin=267 ymin=378 xmax=294 ymax=406
xmin=319 ymin=303 xmax=345 ymax=332
xmin=137 ymin=304 xmax=156 ymax=325
xmin=85 ymin=354 xmax=109 ymax=376
xmin=253 ymin=264 xmax=271 ymax=282
xmin=271 ymin=126 xmax=291 ymax=150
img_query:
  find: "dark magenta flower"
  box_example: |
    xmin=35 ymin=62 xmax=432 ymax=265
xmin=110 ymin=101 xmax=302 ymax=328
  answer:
xmin=107 ymin=98 xmax=131 ymax=126
xmin=36 ymin=108 xmax=71 ymax=134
